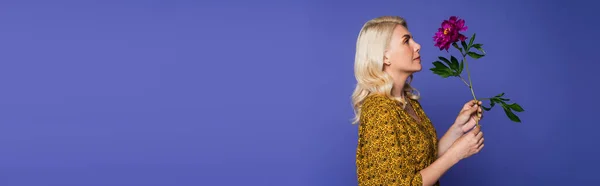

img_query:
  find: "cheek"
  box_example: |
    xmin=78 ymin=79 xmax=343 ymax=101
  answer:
xmin=390 ymin=46 xmax=412 ymax=65
xmin=404 ymin=46 xmax=414 ymax=56
xmin=392 ymin=47 xmax=407 ymax=58
xmin=396 ymin=48 xmax=412 ymax=62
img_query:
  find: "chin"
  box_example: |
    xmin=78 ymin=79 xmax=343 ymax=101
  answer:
xmin=414 ymin=64 xmax=422 ymax=72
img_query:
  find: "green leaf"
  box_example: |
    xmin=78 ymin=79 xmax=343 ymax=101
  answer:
xmin=461 ymin=41 xmax=469 ymax=52
xmin=432 ymin=61 xmax=449 ymax=68
xmin=438 ymin=56 xmax=451 ymax=66
xmin=481 ymin=93 xmax=524 ymax=123
xmin=472 ymin=44 xmax=486 ymax=55
xmin=430 ymin=69 xmax=452 ymax=78
xmin=482 ymin=98 xmax=497 ymax=111
xmin=509 ymin=103 xmax=524 ymax=112
xmin=430 ymin=62 xmax=454 ymax=78
xmin=468 ymin=33 xmax=476 ymax=48
xmin=449 ymin=56 xmax=459 ymax=71
xmin=490 ymin=97 xmax=502 ymax=104
xmin=452 ymin=43 xmax=462 ymax=53
xmin=467 ymin=52 xmax=484 ymax=59
xmin=502 ymin=105 xmax=522 ymax=123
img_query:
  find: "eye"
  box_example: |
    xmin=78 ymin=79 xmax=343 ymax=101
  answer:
xmin=402 ymin=35 xmax=412 ymax=44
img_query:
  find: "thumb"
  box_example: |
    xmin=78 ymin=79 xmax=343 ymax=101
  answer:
xmin=458 ymin=105 xmax=479 ymax=122
xmin=464 ymin=104 xmax=479 ymax=115
xmin=462 ymin=99 xmax=478 ymax=110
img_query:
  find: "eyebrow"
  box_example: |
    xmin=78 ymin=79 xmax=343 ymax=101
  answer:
xmin=402 ymin=34 xmax=412 ymax=40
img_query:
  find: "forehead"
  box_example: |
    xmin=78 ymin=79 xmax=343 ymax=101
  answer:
xmin=393 ymin=24 xmax=410 ymax=36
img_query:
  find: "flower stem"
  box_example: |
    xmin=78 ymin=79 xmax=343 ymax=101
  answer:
xmin=462 ymin=52 xmax=480 ymax=127
xmin=458 ymin=76 xmax=470 ymax=88
xmin=463 ymin=57 xmax=477 ymax=100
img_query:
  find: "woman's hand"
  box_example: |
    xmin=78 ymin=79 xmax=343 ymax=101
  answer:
xmin=447 ymin=125 xmax=485 ymax=161
xmin=453 ymin=99 xmax=483 ymax=134
xmin=438 ymin=99 xmax=484 ymax=158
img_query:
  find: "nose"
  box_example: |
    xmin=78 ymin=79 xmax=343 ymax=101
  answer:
xmin=414 ymin=41 xmax=421 ymax=52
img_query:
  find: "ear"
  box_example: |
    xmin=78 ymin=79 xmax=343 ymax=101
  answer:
xmin=383 ymin=50 xmax=391 ymax=66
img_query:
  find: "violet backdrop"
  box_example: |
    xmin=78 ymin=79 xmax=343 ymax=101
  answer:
xmin=0 ymin=0 xmax=598 ymax=185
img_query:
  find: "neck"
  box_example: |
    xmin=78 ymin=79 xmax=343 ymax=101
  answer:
xmin=389 ymin=72 xmax=410 ymax=98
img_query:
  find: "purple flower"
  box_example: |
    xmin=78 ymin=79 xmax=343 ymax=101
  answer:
xmin=433 ymin=16 xmax=468 ymax=51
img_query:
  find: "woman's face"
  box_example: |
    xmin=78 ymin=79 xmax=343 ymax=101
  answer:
xmin=384 ymin=25 xmax=422 ymax=75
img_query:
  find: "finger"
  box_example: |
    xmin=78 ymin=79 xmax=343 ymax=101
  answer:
xmin=458 ymin=108 xmax=475 ymax=124
xmin=477 ymin=144 xmax=485 ymax=152
xmin=465 ymin=104 xmax=479 ymax=115
xmin=463 ymin=116 xmax=478 ymax=131
xmin=462 ymin=100 xmax=478 ymax=110
xmin=477 ymin=137 xmax=484 ymax=147
xmin=463 ymin=119 xmax=476 ymax=131
xmin=475 ymin=131 xmax=483 ymax=141
xmin=471 ymin=125 xmax=481 ymax=135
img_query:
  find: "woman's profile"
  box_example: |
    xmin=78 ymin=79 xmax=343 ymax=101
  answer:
xmin=352 ymin=16 xmax=484 ymax=186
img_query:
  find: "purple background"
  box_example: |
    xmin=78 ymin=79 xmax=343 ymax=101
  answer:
xmin=0 ymin=0 xmax=598 ymax=185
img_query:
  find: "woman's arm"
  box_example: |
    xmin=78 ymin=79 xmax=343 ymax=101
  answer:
xmin=420 ymin=150 xmax=461 ymax=186
xmin=437 ymin=125 xmax=462 ymax=158
xmin=356 ymin=96 xmax=460 ymax=186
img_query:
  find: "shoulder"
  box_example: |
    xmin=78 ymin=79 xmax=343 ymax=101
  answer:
xmin=362 ymin=93 xmax=398 ymax=109
xmin=360 ymin=94 xmax=400 ymax=119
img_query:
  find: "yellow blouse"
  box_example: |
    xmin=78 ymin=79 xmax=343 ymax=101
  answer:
xmin=356 ymin=94 xmax=439 ymax=186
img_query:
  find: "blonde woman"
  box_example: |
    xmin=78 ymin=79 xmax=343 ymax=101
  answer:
xmin=352 ymin=16 xmax=484 ymax=186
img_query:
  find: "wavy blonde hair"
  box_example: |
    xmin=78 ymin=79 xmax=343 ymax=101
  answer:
xmin=351 ymin=16 xmax=420 ymax=124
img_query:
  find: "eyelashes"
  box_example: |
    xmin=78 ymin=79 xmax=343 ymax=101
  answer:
xmin=402 ymin=34 xmax=414 ymax=44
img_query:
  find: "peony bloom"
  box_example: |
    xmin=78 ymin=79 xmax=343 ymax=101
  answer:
xmin=433 ymin=16 xmax=468 ymax=51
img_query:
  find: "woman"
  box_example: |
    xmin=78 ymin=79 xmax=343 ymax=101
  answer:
xmin=352 ymin=16 xmax=484 ymax=186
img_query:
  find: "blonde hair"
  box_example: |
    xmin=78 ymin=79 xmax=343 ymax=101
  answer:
xmin=351 ymin=16 xmax=420 ymax=124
